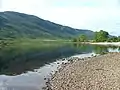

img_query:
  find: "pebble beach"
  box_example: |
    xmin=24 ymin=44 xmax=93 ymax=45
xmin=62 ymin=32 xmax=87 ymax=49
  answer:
xmin=47 ymin=53 xmax=120 ymax=90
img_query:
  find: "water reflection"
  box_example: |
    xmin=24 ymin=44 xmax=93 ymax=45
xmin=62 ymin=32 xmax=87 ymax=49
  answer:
xmin=93 ymin=45 xmax=120 ymax=54
xmin=0 ymin=45 xmax=77 ymax=75
xmin=0 ymin=43 xmax=120 ymax=90
xmin=93 ymin=45 xmax=108 ymax=54
xmin=0 ymin=43 xmax=120 ymax=75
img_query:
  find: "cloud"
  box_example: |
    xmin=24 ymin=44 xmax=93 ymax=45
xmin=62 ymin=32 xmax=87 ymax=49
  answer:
xmin=0 ymin=0 xmax=2 ymax=9
xmin=0 ymin=0 xmax=120 ymax=35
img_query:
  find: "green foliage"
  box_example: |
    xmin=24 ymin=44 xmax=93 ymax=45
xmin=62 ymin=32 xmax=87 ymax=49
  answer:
xmin=72 ymin=34 xmax=88 ymax=42
xmin=79 ymin=35 xmax=87 ymax=42
xmin=72 ymin=38 xmax=78 ymax=42
xmin=94 ymin=30 xmax=109 ymax=42
xmin=107 ymin=36 xmax=120 ymax=42
xmin=94 ymin=30 xmax=120 ymax=42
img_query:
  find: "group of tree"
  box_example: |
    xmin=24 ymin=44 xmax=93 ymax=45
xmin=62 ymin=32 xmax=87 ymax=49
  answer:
xmin=73 ymin=30 xmax=120 ymax=42
xmin=94 ymin=30 xmax=120 ymax=42
xmin=94 ymin=30 xmax=109 ymax=42
xmin=107 ymin=36 xmax=120 ymax=42
xmin=73 ymin=34 xmax=88 ymax=42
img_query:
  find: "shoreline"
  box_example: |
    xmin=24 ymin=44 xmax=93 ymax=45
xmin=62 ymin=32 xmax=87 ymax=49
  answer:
xmin=90 ymin=42 xmax=120 ymax=46
xmin=75 ymin=42 xmax=120 ymax=46
xmin=46 ymin=52 xmax=120 ymax=90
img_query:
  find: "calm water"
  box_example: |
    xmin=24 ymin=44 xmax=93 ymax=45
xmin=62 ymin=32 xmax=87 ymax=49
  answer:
xmin=0 ymin=43 xmax=120 ymax=90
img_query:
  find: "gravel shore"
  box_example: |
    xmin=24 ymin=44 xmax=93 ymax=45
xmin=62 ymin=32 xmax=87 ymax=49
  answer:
xmin=47 ymin=53 xmax=120 ymax=90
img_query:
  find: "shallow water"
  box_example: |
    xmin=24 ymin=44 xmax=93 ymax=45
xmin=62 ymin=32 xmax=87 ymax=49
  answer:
xmin=0 ymin=43 xmax=120 ymax=90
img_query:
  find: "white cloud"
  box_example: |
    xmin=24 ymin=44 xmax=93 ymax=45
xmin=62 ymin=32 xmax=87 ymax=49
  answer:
xmin=0 ymin=0 xmax=2 ymax=9
xmin=0 ymin=0 xmax=120 ymax=35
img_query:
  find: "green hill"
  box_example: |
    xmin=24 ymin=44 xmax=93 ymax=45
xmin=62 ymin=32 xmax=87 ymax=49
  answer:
xmin=0 ymin=11 xmax=94 ymax=39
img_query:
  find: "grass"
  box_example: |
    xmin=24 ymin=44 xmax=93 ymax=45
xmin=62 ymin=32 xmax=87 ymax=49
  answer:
xmin=0 ymin=38 xmax=70 ymax=54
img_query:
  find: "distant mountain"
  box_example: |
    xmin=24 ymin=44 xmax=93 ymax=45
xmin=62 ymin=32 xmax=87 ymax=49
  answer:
xmin=0 ymin=11 xmax=94 ymax=39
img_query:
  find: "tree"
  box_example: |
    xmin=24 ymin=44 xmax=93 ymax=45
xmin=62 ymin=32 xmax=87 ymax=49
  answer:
xmin=94 ymin=30 xmax=109 ymax=42
xmin=109 ymin=36 xmax=119 ymax=42
xmin=73 ymin=38 xmax=78 ymax=42
xmin=79 ymin=35 xmax=87 ymax=42
xmin=118 ymin=36 xmax=120 ymax=41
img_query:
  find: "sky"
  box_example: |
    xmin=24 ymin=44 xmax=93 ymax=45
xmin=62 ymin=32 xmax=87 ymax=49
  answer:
xmin=0 ymin=0 xmax=120 ymax=36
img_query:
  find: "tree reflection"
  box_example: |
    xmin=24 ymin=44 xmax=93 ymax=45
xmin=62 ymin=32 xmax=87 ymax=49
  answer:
xmin=93 ymin=45 xmax=108 ymax=54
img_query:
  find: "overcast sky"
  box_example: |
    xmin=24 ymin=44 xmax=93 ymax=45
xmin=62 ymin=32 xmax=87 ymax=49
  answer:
xmin=0 ymin=0 xmax=120 ymax=36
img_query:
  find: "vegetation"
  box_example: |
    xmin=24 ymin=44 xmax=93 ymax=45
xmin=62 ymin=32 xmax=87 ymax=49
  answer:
xmin=107 ymin=36 xmax=120 ymax=42
xmin=94 ymin=30 xmax=109 ymax=42
xmin=73 ymin=34 xmax=88 ymax=42
xmin=94 ymin=30 xmax=120 ymax=42
xmin=73 ymin=30 xmax=120 ymax=43
xmin=79 ymin=35 xmax=87 ymax=42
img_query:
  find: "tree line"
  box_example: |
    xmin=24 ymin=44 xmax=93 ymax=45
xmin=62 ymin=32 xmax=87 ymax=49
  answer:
xmin=73 ymin=30 xmax=120 ymax=42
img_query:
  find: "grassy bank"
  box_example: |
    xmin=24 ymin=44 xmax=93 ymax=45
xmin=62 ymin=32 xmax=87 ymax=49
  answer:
xmin=0 ymin=38 xmax=70 ymax=48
